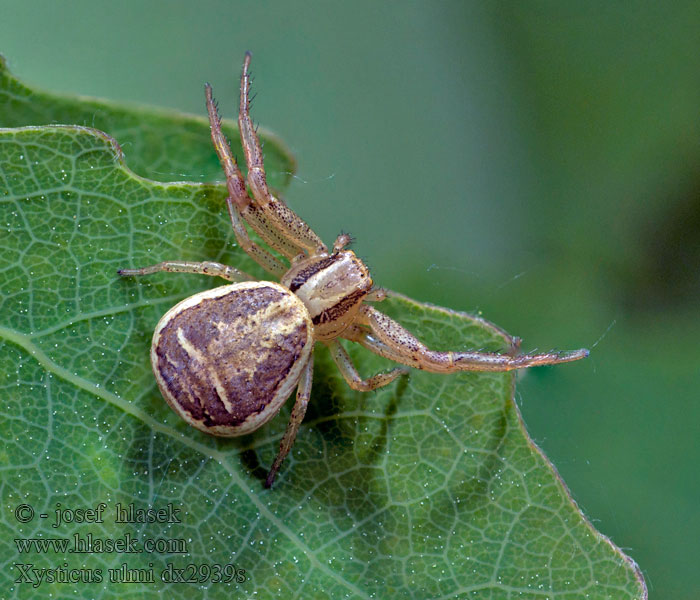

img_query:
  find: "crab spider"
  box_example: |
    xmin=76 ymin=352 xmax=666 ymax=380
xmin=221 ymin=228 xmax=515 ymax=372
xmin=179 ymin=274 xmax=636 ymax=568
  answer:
xmin=119 ymin=53 xmax=588 ymax=488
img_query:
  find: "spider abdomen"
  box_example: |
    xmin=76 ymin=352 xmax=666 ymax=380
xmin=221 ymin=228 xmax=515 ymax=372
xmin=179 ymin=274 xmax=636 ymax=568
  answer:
xmin=151 ymin=281 xmax=313 ymax=437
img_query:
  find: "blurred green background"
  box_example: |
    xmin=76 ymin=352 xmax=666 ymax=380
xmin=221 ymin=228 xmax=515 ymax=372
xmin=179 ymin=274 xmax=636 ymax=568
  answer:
xmin=2 ymin=1 xmax=698 ymax=598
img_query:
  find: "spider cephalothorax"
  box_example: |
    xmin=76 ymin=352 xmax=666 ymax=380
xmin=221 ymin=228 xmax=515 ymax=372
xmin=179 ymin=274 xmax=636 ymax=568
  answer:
xmin=119 ymin=53 xmax=587 ymax=487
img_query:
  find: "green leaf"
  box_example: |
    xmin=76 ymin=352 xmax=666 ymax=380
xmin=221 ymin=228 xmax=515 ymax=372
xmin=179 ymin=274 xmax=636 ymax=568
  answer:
xmin=0 ymin=60 xmax=645 ymax=599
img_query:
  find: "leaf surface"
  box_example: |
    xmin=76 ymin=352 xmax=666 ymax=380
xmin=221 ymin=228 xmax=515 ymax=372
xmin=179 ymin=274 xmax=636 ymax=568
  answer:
xmin=0 ymin=60 xmax=645 ymax=599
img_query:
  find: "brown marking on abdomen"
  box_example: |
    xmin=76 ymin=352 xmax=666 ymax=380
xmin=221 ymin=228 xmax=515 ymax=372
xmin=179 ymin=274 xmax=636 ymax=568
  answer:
xmin=154 ymin=285 xmax=309 ymax=428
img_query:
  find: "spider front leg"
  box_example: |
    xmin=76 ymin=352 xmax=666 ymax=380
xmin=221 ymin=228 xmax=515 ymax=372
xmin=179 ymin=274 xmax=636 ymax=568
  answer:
xmin=346 ymin=306 xmax=588 ymax=373
xmin=206 ymin=85 xmax=292 ymax=274
xmin=237 ymin=52 xmax=327 ymax=257
xmin=118 ymin=260 xmax=254 ymax=282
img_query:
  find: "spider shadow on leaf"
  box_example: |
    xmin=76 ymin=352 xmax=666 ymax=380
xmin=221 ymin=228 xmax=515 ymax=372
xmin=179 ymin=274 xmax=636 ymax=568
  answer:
xmin=238 ymin=344 xmax=410 ymax=490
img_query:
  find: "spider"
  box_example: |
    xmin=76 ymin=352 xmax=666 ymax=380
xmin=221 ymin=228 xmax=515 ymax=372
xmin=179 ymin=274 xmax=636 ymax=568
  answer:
xmin=119 ymin=53 xmax=588 ymax=488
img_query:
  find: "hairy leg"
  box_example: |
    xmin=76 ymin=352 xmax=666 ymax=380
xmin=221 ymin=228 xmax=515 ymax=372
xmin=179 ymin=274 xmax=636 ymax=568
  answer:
xmin=206 ymin=84 xmax=298 ymax=270
xmin=326 ymin=339 xmax=408 ymax=391
xmin=265 ymin=357 xmax=314 ymax=488
xmin=347 ymin=306 xmax=588 ymax=373
xmin=118 ymin=260 xmax=254 ymax=282
xmin=238 ymin=53 xmax=327 ymax=256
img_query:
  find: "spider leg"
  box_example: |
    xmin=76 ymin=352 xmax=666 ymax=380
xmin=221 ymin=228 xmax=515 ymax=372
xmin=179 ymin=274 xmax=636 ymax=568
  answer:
xmin=343 ymin=324 xmax=425 ymax=367
xmin=224 ymin=196 xmax=288 ymax=276
xmin=326 ymin=339 xmax=408 ymax=391
xmin=118 ymin=260 xmax=255 ymax=282
xmin=206 ymin=85 xmax=299 ymax=268
xmin=265 ymin=356 xmax=314 ymax=488
xmin=348 ymin=306 xmax=588 ymax=373
xmin=238 ymin=52 xmax=328 ymax=257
